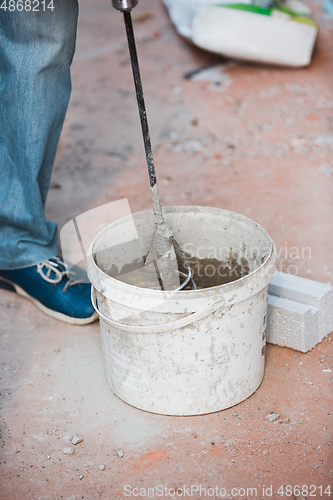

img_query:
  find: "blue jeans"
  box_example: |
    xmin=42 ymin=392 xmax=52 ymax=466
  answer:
xmin=0 ymin=1 xmax=79 ymax=270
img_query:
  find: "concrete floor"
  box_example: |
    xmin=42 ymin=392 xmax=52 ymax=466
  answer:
xmin=1 ymin=0 xmax=333 ymax=498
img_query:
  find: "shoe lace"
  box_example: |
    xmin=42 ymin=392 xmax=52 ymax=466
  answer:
xmin=36 ymin=257 xmax=86 ymax=293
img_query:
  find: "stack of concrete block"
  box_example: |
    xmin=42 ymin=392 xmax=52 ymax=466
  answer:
xmin=267 ymin=271 xmax=333 ymax=352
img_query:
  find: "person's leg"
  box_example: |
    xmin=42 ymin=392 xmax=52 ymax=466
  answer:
xmin=0 ymin=0 xmax=79 ymax=270
xmin=0 ymin=2 xmax=98 ymax=324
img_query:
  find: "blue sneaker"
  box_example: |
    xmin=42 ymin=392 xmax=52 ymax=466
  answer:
xmin=0 ymin=257 xmax=98 ymax=325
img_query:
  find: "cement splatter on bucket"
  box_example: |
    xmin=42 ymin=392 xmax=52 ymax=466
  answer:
xmin=87 ymin=206 xmax=276 ymax=416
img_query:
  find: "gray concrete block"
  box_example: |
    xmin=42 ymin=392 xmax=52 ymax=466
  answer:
xmin=267 ymin=272 xmax=333 ymax=352
xmin=267 ymin=295 xmax=319 ymax=352
xmin=269 ymin=271 xmax=333 ymax=341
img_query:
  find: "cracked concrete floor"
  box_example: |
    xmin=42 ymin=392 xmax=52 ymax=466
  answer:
xmin=1 ymin=0 xmax=332 ymax=498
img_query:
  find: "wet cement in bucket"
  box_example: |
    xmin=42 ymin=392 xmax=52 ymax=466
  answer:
xmin=107 ymin=254 xmax=252 ymax=290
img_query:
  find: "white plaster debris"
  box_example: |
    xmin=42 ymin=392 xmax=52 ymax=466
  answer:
xmin=172 ymin=86 xmax=182 ymax=94
xmin=166 ymin=138 xmax=206 ymax=155
xmin=267 ymin=271 xmax=333 ymax=352
xmin=190 ymin=64 xmax=233 ymax=91
xmin=72 ymin=435 xmax=83 ymax=445
xmin=266 ymin=412 xmax=279 ymax=422
xmin=63 ymin=447 xmax=75 ymax=455
xmin=319 ymin=165 xmax=333 ymax=177
xmin=183 ymin=138 xmax=205 ymax=154
xmin=285 ymin=83 xmax=311 ymax=95
xmin=257 ymin=122 xmax=271 ymax=132
xmin=260 ymin=86 xmax=280 ymax=98
xmin=314 ymin=133 xmax=333 ymax=148
xmin=117 ymin=450 xmax=124 ymax=458
xmin=99 ymin=464 xmax=106 ymax=470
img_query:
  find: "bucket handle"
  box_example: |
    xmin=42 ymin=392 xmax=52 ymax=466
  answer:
xmin=91 ymin=287 xmax=225 ymax=334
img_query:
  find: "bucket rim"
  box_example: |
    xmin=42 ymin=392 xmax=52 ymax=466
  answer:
xmin=88 ymin=205 xmax=276 ymax=298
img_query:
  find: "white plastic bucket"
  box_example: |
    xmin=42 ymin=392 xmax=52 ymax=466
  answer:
xmin=87 ymin=206 xmax=276 ymax=416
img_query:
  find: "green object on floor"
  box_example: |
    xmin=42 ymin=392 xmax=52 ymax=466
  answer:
xmin=217 ymin=4 xmax=272 ymax=16
xmin=216 ymin=2 xmax=317 ymax=26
